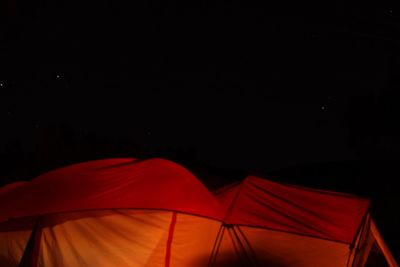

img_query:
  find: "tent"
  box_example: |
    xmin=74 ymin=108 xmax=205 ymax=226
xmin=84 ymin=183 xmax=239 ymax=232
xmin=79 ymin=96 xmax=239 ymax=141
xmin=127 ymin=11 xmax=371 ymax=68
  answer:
xmin=213 ymin=176 xmax=398 ymax=267
xmin=0 ymin=158 xmax=397 ymax=266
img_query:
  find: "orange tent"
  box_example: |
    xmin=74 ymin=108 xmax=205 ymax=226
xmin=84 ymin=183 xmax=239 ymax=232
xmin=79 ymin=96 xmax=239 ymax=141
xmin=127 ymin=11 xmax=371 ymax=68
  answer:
xmin=0 ymin=158 xmax=397 ymax=266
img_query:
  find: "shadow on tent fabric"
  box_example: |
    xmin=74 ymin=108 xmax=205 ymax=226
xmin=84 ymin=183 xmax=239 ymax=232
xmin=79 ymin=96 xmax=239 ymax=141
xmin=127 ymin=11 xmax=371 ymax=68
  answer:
xmin=0 ymin=255 xmax=16 ymax=267
xmin=192 ymin=251 xmax=289 ymax=267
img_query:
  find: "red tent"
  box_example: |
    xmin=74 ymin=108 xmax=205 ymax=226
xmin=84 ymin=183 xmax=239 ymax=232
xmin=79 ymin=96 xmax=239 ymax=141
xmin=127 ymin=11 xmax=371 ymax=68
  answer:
xmin=214 ymin=176 xmax=397 ymax=266
xmin=0 ymin=158 xmax=397 ymax=266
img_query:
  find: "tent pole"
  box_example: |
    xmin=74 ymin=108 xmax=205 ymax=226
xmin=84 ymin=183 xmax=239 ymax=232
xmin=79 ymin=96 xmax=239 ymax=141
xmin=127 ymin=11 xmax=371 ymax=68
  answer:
xmin=18 ymin=217 xmax=43 ymax=267
xmin=229 ymin=226 xmax=255 ymax=266
xmin=165 ymin=212 xmax=177 ymax=267
xmin=208 ymin=224 xmax=225 ymax=267
xmin=347 ymin=214 xmax=369 ymax=267
xmin=370 ymin=220 xmax=399 ymax=267
xmin=227 ymin=226 xmax=248 ymax=266
xmin=234 ymin=226 xmax=258 ymax=265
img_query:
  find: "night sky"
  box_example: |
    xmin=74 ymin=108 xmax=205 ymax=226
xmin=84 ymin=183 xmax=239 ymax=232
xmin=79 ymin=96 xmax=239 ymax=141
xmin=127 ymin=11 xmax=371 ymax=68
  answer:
xmin=1 ymin=0 xmax=400 ymax=260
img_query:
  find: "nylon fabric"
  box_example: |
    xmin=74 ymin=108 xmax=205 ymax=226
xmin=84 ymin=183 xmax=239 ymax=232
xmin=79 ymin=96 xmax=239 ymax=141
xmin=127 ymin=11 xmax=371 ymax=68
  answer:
xmin=0 ymin=158 xmax=396 ymax=267
xmin=0 ymin=217 xmax=35 ymax=267
xmin=238 ymin=226 xmax=350 ymax=266
xmin=212 ymin=226 xmax=243 ymax=267
xmin=168 ymin=213 xmax=222 ymax=267
xmin=348 ymin=214 xmax=374 ymax=267
xmin=38 ymin=210 xmax=172 ymax=267
xmin=216 ymin=176 xmax=370 ymax=243
xmin=0 ymin=158 xmax=222 ymax=222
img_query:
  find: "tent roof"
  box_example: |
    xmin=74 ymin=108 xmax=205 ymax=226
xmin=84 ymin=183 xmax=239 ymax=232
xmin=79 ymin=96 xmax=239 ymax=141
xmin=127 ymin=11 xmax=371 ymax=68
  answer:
xmin=0 ymin=158 xmax=370 ymax=244
xmin=215 ymin=176 xmax=370 ymax=244
xmin=0 ymin=158 xmax=222 ymax=222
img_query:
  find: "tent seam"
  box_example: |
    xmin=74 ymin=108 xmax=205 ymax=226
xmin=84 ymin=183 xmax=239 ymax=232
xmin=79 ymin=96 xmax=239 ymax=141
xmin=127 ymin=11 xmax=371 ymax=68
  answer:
xmin=165 ymin=212 xmax=177 ymax=267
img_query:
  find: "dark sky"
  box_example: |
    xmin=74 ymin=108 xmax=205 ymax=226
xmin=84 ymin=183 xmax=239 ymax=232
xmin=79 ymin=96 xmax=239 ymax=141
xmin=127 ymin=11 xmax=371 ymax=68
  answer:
xmin=1 ymin=0 xmax=400 ymax=259
xmin=1 ymin=1 xmax=399 ymax=174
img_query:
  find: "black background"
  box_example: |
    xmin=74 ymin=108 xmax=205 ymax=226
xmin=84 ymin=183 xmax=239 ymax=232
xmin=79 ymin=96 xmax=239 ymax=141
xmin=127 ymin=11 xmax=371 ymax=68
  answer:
xmin=1 ymin=0 xmax=400 ymax=261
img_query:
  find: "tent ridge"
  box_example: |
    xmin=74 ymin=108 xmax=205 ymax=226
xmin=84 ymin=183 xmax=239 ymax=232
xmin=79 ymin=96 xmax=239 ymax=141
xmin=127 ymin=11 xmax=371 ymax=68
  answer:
xmin=222 ymin=178 xmax=248 ymax=222
xmin=248 ymin=175 xmax=370 ymax=200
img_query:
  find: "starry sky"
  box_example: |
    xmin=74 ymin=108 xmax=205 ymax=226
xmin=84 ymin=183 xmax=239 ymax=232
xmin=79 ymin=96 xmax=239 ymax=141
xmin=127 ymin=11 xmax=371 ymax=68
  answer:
xmin=1 ymin=0 xmax=400 ymax=259
xmin=1 ymin=1 xmax=399 ymax=173
xmin=1 ymin=0 xmax=399 ymax=170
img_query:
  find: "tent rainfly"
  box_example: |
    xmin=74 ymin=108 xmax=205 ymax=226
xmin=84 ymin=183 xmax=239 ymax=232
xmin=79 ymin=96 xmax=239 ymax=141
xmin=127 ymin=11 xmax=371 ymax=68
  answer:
xmin=0 ymin=158 xmax=397 ymax=267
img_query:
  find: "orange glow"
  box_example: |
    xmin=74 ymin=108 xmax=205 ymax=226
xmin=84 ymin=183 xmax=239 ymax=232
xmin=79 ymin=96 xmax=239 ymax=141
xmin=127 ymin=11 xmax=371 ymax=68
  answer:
xmin=0 ymin=158 xmax=397 ymax=266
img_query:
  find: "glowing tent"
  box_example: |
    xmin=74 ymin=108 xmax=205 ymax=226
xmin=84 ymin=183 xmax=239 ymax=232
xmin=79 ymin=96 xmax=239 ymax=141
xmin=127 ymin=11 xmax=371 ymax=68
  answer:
xmin=213 ymin=176 xmax=398 ymax=267
xmin=0 ymin=158 xmax=397 ymax=266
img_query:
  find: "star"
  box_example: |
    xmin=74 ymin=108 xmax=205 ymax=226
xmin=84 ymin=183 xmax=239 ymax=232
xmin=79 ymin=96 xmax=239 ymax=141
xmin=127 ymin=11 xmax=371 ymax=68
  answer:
xmin=321 ymin=106 xmax=326 ymax=110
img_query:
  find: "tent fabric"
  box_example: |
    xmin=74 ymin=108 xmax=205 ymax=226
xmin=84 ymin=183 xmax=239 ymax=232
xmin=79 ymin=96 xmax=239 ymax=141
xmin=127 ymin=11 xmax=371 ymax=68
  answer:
xmin=0 ymin=158 xmax=397 ymax=267
xmin=231 ymin=225 xmax=351 ymax=266
xmin=39 ymin=210 xmax=173 ymax=267
xmin=0 ymin=158 xmax=222 ymax=222
xmin=348 ymin=214 xmax=399 ymax=267
xmin=350 ymin=214 xmax=376 ymax=267
xmin=0 ymin=217 xmax=35 ymax=266
xmin=215 ymin=175 xmax=370 ymax=244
